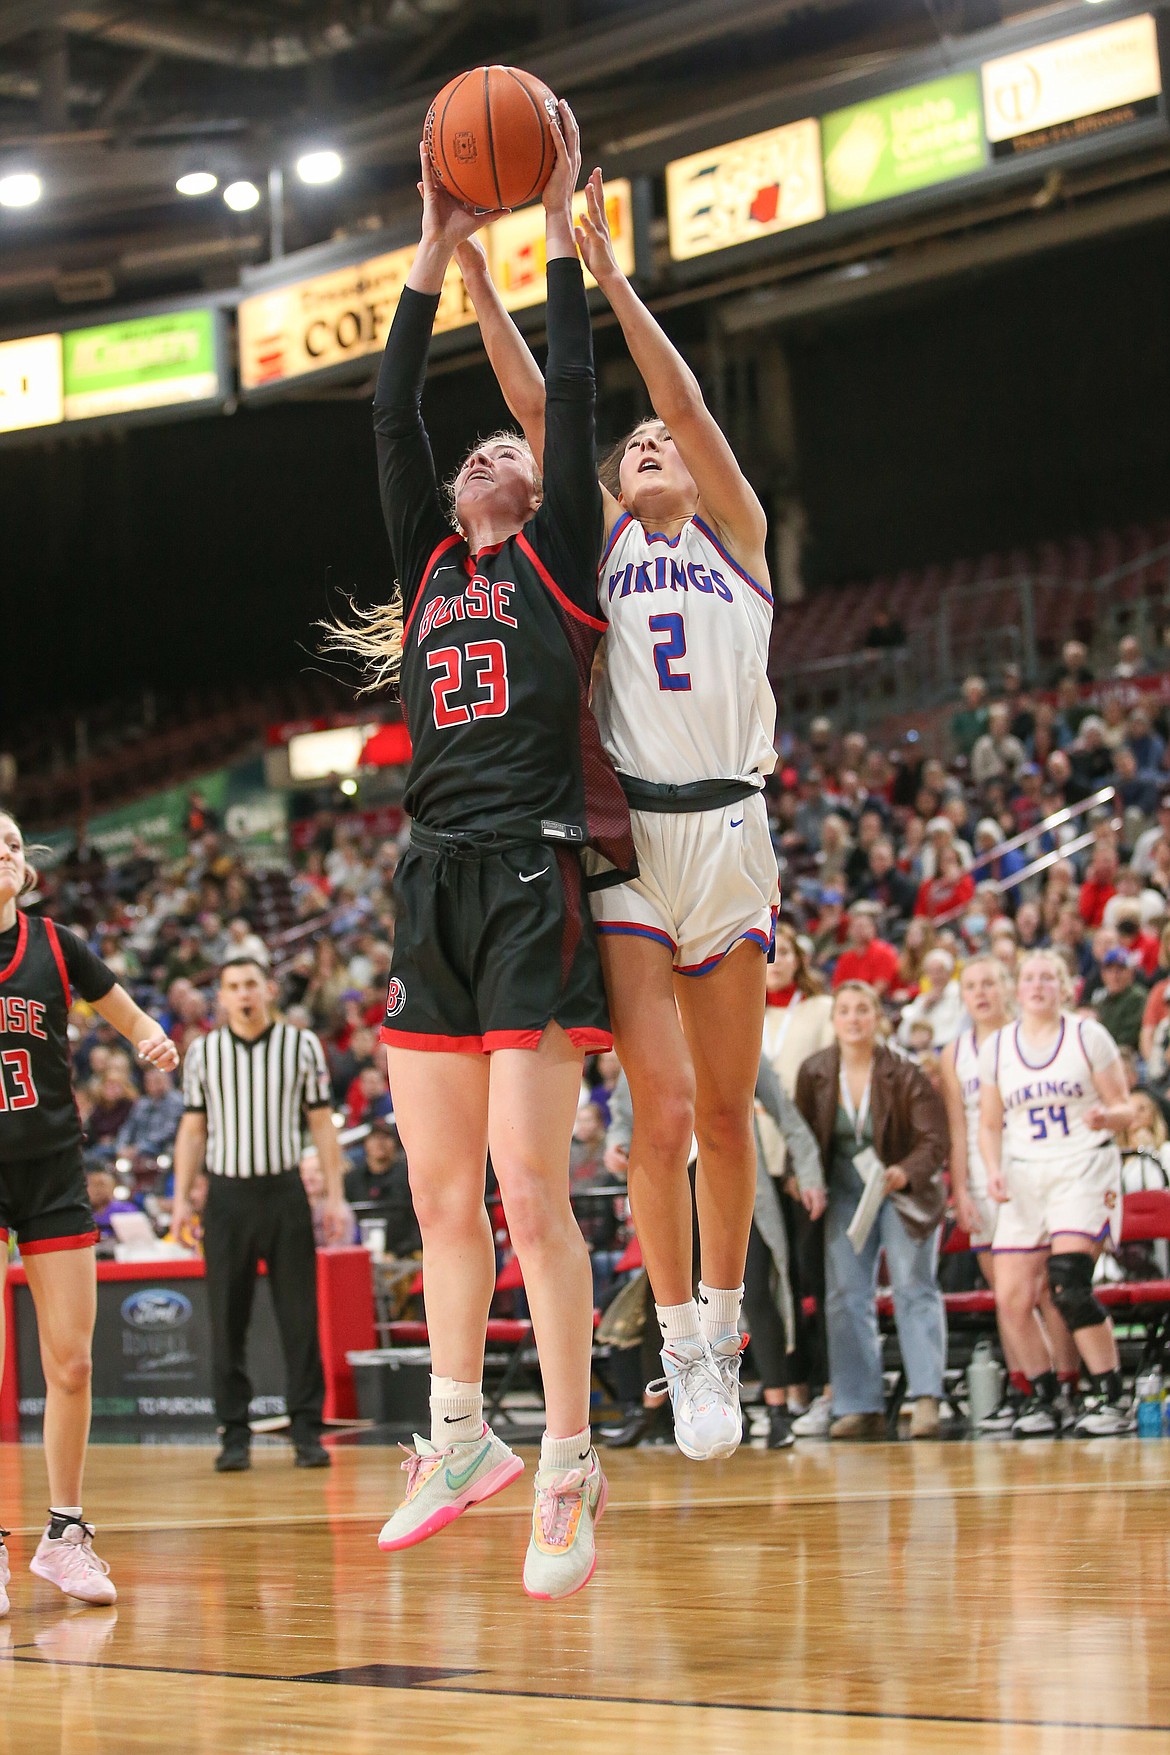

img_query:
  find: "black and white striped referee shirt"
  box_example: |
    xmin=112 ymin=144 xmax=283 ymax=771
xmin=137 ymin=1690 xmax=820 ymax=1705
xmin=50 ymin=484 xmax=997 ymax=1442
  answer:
xmin=182 ymin=1023 xmax=333 ymax=1178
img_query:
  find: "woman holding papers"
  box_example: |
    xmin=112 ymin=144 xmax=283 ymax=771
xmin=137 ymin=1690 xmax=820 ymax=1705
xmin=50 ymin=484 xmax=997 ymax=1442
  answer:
xmin=795 ymin=981 xmax=949 ymax=1441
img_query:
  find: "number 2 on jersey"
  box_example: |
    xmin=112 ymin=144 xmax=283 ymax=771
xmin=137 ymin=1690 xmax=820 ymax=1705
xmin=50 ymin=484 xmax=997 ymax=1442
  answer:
xmin=649 ymin=614 xmax=692 ymax=693
xmin=0 ymin=1048 xmax=39 ymax=1112
xmin=427 ymin=641 xmax=510 ymax=728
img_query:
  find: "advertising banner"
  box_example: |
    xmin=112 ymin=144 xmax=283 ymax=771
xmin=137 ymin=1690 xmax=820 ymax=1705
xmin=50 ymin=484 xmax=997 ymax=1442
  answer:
xmin=822 ymin=71 xmax=985 ymax=211
xmin=62 ymin=309 xmax=221 ymax=420
xmin=982 ymin=13 xmax=1161 ymax=157
xmin=666 ymin=119 xmax=824 ymax=260
xmin=37 ymin=758 xmax=287 ymax=863
xmin=487 ymin=178 xmax=635 ymax=309
xmin=238 ymin=248 xmax=472 ymax=391
xmin=0 ymin=332 xmax=63 ymax=433
xmin=16 ymin=1273 xmax=285 ymax=1429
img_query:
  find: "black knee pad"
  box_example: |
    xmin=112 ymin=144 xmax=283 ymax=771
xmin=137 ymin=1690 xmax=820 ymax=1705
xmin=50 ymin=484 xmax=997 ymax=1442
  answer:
xmin=1047 ymin=1251 xmax=1107 ymax=1333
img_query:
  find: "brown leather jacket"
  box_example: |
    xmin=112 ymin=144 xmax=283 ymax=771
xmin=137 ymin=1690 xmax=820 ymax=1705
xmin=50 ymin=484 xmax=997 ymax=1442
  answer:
xmin=794 ymin=1043 xmax=950 ymax=1240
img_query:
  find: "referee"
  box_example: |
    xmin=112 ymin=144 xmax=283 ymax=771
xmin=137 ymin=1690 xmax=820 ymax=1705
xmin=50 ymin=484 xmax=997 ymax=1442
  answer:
xmin=172 ymin=957 xmax=348 ymax=1472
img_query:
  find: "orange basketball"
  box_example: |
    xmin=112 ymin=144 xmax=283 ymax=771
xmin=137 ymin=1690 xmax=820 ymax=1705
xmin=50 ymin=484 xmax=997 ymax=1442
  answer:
xmin=424 ymin=65 xmax=559 ymax=213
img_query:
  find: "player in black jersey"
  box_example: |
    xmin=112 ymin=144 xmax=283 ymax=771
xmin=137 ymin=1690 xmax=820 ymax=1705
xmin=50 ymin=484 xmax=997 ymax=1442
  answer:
xmin=0 ymin=812 xmax=178 ymax=1614
xmin=348 ymin=106 xmax=631 ymax=1601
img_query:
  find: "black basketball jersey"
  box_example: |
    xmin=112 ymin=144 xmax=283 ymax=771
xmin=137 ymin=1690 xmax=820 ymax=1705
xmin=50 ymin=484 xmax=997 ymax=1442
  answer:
xmin=0 ymin=913 xmax=110 ymax=1161
xmin=374 ymin=259 xmax=635 ymax=879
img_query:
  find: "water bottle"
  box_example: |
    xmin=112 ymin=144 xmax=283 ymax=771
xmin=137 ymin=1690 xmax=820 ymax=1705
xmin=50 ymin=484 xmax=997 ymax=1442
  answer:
xmin=1135 ymin=1367 xmax=1164 ymax=1437
xmin=966 ymin=1340 xmax=1004 ymax=1429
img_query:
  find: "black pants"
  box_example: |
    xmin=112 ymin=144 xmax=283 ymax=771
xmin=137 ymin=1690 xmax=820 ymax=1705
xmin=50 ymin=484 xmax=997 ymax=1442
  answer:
xmin=203 ymin=1172 xmax=325 ymax=1442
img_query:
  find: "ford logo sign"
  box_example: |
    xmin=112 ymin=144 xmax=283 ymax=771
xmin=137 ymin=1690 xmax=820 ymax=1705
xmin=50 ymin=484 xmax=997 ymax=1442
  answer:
xmin=121 ymin=1289 xmax=193 ymax=1330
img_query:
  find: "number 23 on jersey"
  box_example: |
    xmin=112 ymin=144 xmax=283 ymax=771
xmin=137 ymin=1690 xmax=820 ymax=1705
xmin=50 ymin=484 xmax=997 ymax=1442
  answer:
xmin=427 ymin=641 xmax=510 ymax=729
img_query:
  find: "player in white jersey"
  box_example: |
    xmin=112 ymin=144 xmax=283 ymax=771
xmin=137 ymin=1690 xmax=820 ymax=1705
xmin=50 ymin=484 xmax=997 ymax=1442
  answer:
xmin=457 ymin=168 xmax=792 ymax=1463
xmin=940 ymin=957 xmax=1079 ymax=1435
xmin=979 ymin=950 xmax=1136 ymax=1436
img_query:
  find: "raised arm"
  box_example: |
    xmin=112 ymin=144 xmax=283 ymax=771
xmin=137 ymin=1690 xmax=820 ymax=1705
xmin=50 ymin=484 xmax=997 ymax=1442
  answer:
xmin=374 ymin=148 xmax=505 ymax=606
xmin=528 ymin=104 xmax=605 ymax=612
xmin=575 ymin=167 xmax=768 ymax=579
xmin=456 ymin=235 xmax=547 ymax=466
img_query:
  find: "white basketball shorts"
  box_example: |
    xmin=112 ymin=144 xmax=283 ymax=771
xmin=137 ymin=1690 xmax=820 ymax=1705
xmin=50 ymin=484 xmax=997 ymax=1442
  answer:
xmin=991 ymin=1146 xmax=1123 ymax=1252
xmin=591 ymin=790 xmax=779 ymax=975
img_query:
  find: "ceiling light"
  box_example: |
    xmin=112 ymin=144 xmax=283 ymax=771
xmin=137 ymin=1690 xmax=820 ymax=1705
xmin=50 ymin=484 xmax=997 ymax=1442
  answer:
xmin=0 ymin=171 xmax=42 ymax=208
xmin=224 ymin=179 xmax=261 ymax=212
xmin=339 ymin=778 xmax=358 ymax=796
xmin=177 ymin=171 xmax=217 ymax=197
xmin=296 ymin=149 xmax=343 ymax=185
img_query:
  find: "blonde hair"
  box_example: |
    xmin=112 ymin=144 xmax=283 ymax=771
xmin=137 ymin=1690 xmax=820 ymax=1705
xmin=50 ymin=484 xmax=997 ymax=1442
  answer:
xmin=1017 ymin=947 xmax=1075 ymax=1004
xmin=0 ymin=811 xmax=50 ymax=899
xmin=959 ymin=953 xmax=1016 ymax=1013
xmin=772 ymin=922 xmax=825 ymax=996
xmin=831 ymin=979 xmax=882 ymax=1016
xmin=1120 ymin=1090 xmax=1168 ymax=1151
xmin=318 ymin=592 xmax=404 ymax=695
xmin=319 ymin=429 xmax=541 ymax=695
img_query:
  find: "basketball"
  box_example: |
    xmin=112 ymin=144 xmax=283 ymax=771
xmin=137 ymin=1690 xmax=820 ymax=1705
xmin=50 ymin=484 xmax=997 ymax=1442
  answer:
xmin=424 ymin=64 xmax=560 ymax=213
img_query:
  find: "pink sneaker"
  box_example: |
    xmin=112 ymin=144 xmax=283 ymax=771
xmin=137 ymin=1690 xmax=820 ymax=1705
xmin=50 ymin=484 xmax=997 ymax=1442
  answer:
xmin=0 ymin=1534 xmax=9 ymax=1617
xmin=30 ymin=1522 xmax=117 ymax=1606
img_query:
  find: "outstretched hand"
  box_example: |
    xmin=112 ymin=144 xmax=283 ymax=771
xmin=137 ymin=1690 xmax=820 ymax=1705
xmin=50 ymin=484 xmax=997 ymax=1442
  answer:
xmin=542 ymin=99 xmax=582 ymax=215
xmin=574 ymin=166 xmax=621 ymax=287
xmin=417 ymin=143 xmax=508 ymax=256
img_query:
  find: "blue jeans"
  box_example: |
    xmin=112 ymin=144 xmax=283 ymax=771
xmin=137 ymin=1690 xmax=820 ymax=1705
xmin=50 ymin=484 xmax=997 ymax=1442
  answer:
xmin=825 ymin=1187 xmax=946 ymax=1416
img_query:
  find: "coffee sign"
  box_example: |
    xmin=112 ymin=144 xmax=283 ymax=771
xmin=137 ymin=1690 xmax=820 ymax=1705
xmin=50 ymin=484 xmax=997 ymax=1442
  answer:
xmin=238 ymin=248 xmax=473 ymax=391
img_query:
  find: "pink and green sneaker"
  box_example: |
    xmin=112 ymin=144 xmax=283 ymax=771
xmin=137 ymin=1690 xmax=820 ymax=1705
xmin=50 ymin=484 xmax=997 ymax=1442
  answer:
xmin=522 ymin=1450 xmax=608 ymax=1601
xmin=377 ymin=1426 xmax=523 ymax=1552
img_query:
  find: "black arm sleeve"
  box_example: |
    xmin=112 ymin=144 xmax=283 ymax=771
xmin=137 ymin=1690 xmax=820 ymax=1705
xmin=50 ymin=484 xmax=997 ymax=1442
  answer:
xmin=528 ymin=257 xmax=604 ymax=614
xmin=57 ymin=927 xmax=117 ymax=1005
xmin=372 ymin=287 xmax=455 ymax=612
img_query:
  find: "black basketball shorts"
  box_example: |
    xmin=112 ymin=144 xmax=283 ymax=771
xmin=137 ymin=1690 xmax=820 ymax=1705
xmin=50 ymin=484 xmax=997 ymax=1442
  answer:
xmin=0 ymin=1141 xmax=98 ymax=1254
xmin=380 ymin=835 xmax=612 ymax=1055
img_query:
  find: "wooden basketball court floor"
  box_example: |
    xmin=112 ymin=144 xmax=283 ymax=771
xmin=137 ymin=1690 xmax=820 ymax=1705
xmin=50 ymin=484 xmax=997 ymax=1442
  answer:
xmin=1 ymin=1436 xmax=1168 ymax=1754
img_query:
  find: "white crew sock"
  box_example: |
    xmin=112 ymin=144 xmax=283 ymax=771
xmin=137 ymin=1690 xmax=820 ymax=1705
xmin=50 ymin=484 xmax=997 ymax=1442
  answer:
xmin=540 ymin=1426 xmax=592 ymax=1474
xmin=697 ymin=1281 xmax=744 ymax=1347
xmin=429 ymin=1376 xmax=484 ymax=1448
xmin=656 ymin=1297 xmax=702 ymax=1345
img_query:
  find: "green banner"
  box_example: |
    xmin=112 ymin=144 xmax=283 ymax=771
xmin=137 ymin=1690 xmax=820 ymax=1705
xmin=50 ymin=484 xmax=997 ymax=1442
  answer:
xmin=822 ymin=71 xmax=986 ymax=212
xmin=37 ymin=760 xmax=286 ymax=863
xmin=62 ymin=309 xmax=220 ymax=421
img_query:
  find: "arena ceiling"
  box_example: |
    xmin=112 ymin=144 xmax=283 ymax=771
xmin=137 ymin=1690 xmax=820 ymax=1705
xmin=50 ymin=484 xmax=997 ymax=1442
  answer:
xmin=0 ymin=0 xmax=1069 ymax=327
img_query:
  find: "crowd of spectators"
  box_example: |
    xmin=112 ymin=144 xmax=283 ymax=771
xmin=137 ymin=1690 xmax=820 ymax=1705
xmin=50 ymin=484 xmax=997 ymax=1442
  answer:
xmin=17 ymin=629 xmax=1170 ymax=1437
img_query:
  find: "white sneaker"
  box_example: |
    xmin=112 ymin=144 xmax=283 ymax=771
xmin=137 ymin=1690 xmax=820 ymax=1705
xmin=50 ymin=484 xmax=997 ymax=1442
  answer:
xmin=522 ymin=1450 xmax=607 ymax=1601
xmin=29 ymin=1522 xmax=117 ymax=1606
xmin=709 ymin=1333 xmax=748 ymax=1452
xmin=791 ymin=1393 xmax=833 ymax=1438
xmin=650 ymin=1337 xmax=741 ymax=1461
xmin=377 ymin=1425 xmax=524 ymax=1551
xmin=1073 ymin=1394 xmax=1136 ymax=1437
xmin=0 ymin=1535 xmax=9 ymax=1617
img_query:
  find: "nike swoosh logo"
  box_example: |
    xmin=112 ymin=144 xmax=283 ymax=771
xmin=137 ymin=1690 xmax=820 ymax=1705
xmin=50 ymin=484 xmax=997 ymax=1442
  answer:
xmin=443 ymin=1413 xmax=472 ymax=1424
xmin=519 ymin=868 xmax=550 ymax=883
xmin=729 ymin=817 xmax=744 ymax=828
xmin=445 ymin=1441 xmax=491 ymax=1492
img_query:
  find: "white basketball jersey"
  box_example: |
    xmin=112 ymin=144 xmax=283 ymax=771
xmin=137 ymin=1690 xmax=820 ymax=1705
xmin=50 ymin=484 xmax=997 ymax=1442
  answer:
xmin=954 ymin=1028 xmax=985 ymax=1182
xmin=982 ymin=1015 xmax=1115 ymax=1165
xmin=592 ymin=513 xmax=777 ymax=787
